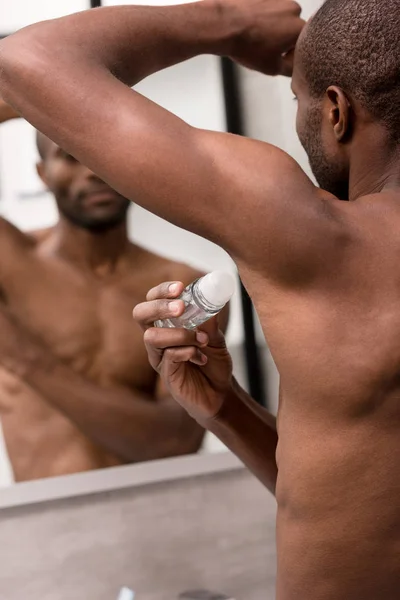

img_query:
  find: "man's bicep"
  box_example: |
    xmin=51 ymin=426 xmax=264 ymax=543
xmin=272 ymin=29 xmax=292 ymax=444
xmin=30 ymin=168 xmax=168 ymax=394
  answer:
xmin=69 ymin=94 xmax=331 ymax=279
xmin=80 ymin=88 xmax=231 ymax=241
xmin=1 ymin=38 xmax=329 ymax=271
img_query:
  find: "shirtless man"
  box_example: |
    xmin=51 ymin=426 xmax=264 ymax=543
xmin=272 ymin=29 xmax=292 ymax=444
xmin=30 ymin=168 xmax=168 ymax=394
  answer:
xmin=0 ymin=101 xmax=207 ymax=482
xmin=0 ymin=0 xmax=399 ymax=597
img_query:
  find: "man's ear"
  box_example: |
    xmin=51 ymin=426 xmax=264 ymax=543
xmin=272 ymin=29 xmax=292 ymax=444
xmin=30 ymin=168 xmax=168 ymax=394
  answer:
xmin=326 ymin=86 xmax=352 ymax=142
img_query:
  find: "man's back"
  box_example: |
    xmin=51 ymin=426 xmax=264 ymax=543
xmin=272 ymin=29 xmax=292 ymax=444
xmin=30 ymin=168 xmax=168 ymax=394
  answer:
xmin=243 ymin=192 xmax=400 ymax=599
xmin=0 ymin=221 xmax=202 ymax=481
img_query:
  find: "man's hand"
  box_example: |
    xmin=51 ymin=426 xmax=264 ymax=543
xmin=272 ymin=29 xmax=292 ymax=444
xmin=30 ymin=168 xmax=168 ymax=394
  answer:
xmin=133 ymin=280 xmax=279 ymax=493
xmin=225 ymin=0 xmax=305 ymax=75
xmin=133 ymin=281 xmax=233 ymax=425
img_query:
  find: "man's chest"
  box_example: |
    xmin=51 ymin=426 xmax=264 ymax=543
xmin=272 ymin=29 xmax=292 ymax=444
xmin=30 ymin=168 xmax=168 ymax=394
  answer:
xmin=2 ymin=256 xmax=155 ymax=390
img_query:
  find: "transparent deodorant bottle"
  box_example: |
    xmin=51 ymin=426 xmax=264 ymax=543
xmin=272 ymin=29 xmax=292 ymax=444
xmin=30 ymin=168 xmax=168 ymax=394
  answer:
xmin=155 ymin=270 xmax=235 ymax=330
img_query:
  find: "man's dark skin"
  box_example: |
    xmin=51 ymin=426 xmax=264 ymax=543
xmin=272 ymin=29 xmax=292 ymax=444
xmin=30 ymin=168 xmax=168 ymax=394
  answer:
xmin=0 ymin=101 xmax=207 ymax=482
xmin=0 ymin=0 xmax=399 ymax=598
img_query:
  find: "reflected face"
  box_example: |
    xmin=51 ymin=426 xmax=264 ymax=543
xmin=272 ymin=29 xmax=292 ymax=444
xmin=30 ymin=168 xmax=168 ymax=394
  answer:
xmin=291 ymin=42 xmax=350 ymax=200
xmin=37 ymin=136 xmax=130 ymax=231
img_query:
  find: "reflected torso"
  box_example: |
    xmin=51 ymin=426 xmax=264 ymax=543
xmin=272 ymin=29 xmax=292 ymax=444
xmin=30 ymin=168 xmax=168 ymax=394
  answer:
xmin=0 ymin=225 xmax=196 ymax=481
xmin=239 ymin=193 xmax=400 ymax=600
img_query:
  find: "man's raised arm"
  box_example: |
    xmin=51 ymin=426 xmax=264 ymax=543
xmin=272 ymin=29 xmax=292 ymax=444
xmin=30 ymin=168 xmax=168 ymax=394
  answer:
xmin=0 ymin=1 xmax=315 ymax=264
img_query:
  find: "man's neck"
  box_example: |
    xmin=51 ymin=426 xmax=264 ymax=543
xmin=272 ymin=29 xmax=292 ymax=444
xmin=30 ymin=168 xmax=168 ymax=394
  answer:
xmin=349 ymin=127 xmax=400 ymax=201
xmin=49 ymin=216 xmax=130 ymax=275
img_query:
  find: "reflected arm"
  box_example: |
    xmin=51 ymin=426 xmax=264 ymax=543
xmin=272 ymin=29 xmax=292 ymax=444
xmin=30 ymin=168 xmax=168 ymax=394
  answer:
xmin=0 ymin=305 xmax=204 ymax=462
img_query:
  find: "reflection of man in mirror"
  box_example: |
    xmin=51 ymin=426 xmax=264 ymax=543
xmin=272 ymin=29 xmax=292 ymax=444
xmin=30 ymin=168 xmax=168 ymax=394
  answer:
xmin=1 ymin=0 xmax=398 ymax=597
xmin=0 ymin=101 xmax=226 ymax=483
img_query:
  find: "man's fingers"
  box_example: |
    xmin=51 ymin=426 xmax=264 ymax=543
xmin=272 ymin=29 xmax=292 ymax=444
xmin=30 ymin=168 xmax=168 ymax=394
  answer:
xmin=141 ymin=327 xmax=198 ymax=373
xmin=133 ymin=298 xmax=185 ymax=329
xmin=288 ymin=1 xmax=302 ymax=17
xmin=144 ymin=327 xmax=208 ymax=350
xmin=164 ymin=346 xmax=207 ymax=367
xmin=143 ymin=328 xmax=209 ymax=372
xmin=277 ymin=17 xmax=306 ymax=54
xmin=195 ymin=315 xmax=226 ymax=348
xmin=146 ymin=281 xmax=185 ymax=302
xmin=280 ymin=49 xmax=295 ymax=77
xmin=278 ymin=12 xmax=305 ymax=77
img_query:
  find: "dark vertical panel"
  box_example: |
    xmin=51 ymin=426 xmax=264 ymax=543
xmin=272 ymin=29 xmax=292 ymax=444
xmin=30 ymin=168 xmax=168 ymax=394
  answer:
xmin=220 ymin=57 xmax=267 ymax=407
xmin=90 ymin=0 xmax=102 ymax=7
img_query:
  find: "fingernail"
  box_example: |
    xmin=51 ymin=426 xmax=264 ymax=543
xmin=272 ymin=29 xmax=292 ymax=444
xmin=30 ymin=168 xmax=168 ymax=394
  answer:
xmin=169 ymin=301 xmax=181 ymax=315
xmin=169 ymin=283 xmax=179 ymax=294
xmin=196 ymin=331 xmax=208 ymax=345
xmin=200 ymin=353 xmax=208 ymax=365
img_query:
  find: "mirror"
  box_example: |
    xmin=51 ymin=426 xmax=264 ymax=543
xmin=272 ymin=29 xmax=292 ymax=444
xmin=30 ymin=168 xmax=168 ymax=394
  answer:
xmin=0 ymin=2 xmax=329 ymax=599
xmin=0 ymin=0 xmax=259 ymax=490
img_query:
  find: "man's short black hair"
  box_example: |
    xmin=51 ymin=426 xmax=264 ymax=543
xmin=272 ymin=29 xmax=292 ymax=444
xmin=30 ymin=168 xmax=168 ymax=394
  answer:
xmin=299 ymin=0 xmax=400 ymax=142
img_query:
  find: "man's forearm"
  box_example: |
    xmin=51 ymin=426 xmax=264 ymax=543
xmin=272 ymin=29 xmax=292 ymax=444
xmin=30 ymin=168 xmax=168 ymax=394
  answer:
xmin=25 ymin=358 xmax=203 ymax=462
xmin=75 ymin=2 xmax=239 ymax=85
xmin=206 ymin=379 xmax=278 ymax=495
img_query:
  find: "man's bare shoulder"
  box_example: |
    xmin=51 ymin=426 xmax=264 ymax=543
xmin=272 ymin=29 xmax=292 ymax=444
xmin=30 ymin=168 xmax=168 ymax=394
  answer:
xmin=0 ymin=218 xmax=56 ymax=248
xmin=0 ymin=216 xmax=35 ymax=250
